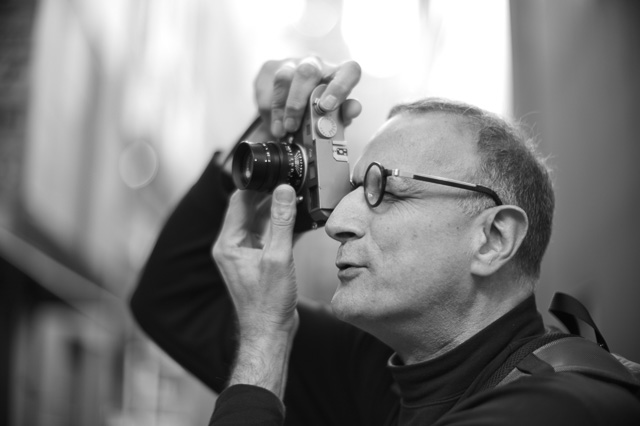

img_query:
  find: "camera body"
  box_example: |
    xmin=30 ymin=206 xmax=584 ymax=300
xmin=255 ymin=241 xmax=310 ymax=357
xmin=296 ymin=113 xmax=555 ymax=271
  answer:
xmin=231 ymin=84 xmax=351 ymax=232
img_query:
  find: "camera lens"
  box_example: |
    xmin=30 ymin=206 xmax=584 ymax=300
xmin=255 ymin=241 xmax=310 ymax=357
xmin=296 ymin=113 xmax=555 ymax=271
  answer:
xmin=232 ymin=141 xmax=305 ymax=192
xmin=240 ymin=153 xmax=253 ymax=186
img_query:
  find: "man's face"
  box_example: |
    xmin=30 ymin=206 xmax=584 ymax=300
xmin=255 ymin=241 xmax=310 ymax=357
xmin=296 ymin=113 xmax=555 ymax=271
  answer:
xmin=325 ymin=112 xmax=481 ymax=332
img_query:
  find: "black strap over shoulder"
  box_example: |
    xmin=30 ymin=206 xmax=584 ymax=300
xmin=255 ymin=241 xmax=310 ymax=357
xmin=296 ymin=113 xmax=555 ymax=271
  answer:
xmin=477 ymin=332 xmax=568 ymax=392
xmin=491 ymin=292 xmax=640 ymax=391
xmin=549 ymin=292 xmax=609 ymax=351
xmin=498 ymin=336 xmax=639 ymax=389
xmin=450 ymin=292 xmax=640 ymax=413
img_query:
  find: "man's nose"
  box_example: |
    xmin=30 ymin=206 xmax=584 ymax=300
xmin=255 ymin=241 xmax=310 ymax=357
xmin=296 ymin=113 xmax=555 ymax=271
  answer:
xmin=325 ymin=189 xmax=366 ymax=243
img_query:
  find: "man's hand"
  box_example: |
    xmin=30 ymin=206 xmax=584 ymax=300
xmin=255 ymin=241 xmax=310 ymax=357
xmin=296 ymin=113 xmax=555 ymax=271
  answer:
xmin=212 ymin=184 xmax=299 ymax=399
xmin=254 ymin=57 xmax=363 ymax=138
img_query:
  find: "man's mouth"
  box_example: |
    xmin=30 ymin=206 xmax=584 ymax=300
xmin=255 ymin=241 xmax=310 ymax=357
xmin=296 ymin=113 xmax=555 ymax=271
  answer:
xmin=335 ymin=246 xmax=365 ymax=277
xmin=338 ymin=268 xmax=362 ymax=282
xmin=336 ymin=259 xmax=359 ymax=270
xmin=335 ymin=259 xmax=365 ymax=281
xmin=337 ymin=264 xmax=350 ymax=271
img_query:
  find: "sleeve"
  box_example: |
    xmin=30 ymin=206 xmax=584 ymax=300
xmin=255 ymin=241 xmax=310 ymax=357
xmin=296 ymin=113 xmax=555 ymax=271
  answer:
xmin=209 ymin=385 xmax=285 ymax=426
xmin=129 ymin=152 xmax=238 ymax=392
xmin=128 ymin=152 xmax=398 ymax=425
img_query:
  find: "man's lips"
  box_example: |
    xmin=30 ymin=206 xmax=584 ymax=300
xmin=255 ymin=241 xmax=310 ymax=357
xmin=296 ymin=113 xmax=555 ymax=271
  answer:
xmin=337 ymin=264 xmax=364 ymax=281
xmin=335 ymin=245 xmax=366 ymax=277
xmin=336 ymin=261 xmax=351 ymax=271
xmin=335 ymin=257 xmax=366 ymax=281
xmin=336 ymin=258 xmax=364 ymax=270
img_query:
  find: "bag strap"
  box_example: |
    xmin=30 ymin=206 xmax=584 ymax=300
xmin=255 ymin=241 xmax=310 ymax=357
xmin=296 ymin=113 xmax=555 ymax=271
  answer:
xmin=498 ymin=336 xmax=640 ymax=389
xmin=474 ymin=332 xmax=568 ymax=392
xmin=549 ymin=292 xmax=609 ymax=351
xmin=494 ymin=292 xmax=640 ymax=390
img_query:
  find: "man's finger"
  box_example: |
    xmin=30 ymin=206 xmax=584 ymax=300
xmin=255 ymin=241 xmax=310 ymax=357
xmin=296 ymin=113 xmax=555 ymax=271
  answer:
xmin=266 ymin=185 xmax=297 ymax=255
xmin=254 ymin=60 xmax=279 ymax=111
xmin=318 ymin=60 xmax=361 ymax=112
xmin=341 ymin=98 xmax=362 ymax=127
xmin=271 ymin=61 xmax=297 ymax=137
xmin=283 ymin=57 xmax=326 ymax=133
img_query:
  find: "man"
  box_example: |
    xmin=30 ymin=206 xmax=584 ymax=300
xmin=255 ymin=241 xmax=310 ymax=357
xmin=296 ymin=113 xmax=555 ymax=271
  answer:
xmin=130 ymin=58 xmax=640 ymax=425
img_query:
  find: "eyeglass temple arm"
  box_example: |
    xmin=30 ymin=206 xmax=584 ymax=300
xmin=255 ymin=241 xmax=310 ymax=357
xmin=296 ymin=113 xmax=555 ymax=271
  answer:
xmin=390 ymin=169 xmax=503 ymax=206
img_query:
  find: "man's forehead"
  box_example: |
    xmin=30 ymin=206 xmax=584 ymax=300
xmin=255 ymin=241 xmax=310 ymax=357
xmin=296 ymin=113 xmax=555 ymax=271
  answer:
xmin=353 ymin=113 xmax=477 ymax=178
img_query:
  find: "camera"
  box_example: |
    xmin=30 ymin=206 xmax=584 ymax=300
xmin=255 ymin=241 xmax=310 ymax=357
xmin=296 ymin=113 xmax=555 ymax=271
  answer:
xmin=231 ymin=84 xmax=351 ymax=232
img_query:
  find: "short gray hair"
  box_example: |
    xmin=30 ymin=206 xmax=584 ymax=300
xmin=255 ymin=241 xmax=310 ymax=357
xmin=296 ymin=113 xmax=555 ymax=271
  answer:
xmin=388 ymin=98 xmax=554 ymax=279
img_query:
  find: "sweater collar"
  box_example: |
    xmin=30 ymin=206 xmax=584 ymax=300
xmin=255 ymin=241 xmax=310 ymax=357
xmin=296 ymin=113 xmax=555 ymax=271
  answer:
xmin=387 ymin=295 xmax=544 ymax=408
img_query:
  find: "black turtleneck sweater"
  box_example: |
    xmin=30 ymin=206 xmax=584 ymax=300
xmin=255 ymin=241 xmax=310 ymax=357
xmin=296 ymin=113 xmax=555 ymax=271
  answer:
xmin=130 ymin=155 xmax=640 ymax=426
xmin=387 ymin=295 xmax=544 ymax=425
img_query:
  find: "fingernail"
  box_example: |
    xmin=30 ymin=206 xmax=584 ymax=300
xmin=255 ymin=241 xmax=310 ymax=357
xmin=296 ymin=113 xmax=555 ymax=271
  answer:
xmin=284 ymin=117 xmax=297 ymax=132
xmin=274 ymin=186 xmax=295 ymax=204
xmin=272 ymin=119 xmax=284 ymax=137
xmin=320 ymin=95 xmax=337 ymax=111
xmin=273 ymin=187 xmax=295 ymax=221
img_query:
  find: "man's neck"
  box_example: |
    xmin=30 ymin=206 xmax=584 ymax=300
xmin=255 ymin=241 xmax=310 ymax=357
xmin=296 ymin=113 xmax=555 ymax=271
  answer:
xmin=383 ymin=292 xmax=530 ymax=365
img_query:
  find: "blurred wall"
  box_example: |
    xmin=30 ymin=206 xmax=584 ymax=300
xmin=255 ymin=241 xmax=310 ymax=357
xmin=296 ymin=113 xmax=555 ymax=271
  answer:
xmin=16 ymin=0 xmax=513 ymax=301
xmin=3 ymin=1 xmax=515 ymax=425
xmin=511 ymin=0 xmax=640 ymax=359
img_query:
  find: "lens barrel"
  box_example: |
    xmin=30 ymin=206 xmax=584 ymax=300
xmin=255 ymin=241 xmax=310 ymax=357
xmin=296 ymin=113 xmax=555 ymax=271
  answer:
xmin=232 ymin=141 xmax=305 ymax=192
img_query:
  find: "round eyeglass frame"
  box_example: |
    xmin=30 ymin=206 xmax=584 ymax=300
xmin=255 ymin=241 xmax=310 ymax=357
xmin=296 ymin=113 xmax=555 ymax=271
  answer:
xmin=363 ymin=161 xmax=504 ymax=208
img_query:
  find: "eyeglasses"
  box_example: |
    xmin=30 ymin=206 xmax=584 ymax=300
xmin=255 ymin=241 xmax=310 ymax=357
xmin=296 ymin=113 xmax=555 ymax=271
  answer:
xmin=360 ymin=161 xmax=503 ymax=208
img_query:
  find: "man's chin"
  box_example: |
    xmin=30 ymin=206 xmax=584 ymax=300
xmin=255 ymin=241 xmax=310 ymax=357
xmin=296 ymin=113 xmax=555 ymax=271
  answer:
xmin=329 ymin=289 xmax=354 ymax=321
xmin=330 ymin=289 xmax=372 ymax=326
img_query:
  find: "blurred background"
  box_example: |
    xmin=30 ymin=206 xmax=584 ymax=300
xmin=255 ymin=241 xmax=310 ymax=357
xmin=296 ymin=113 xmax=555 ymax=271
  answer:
xmin=1 ymin=0 xmax=639 ymax=425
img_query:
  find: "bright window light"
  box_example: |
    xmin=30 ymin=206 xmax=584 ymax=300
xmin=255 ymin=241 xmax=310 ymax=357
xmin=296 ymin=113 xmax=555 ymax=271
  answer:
xmin=341 ymin=0 xmax=422 ymax=79
xmin=425 ymin=0 xmax=512 ymax=115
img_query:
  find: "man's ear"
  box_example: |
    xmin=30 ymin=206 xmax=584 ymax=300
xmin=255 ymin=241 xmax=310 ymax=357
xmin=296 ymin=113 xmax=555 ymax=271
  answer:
xmin=470 ymin=206 xmax=529 ymax=277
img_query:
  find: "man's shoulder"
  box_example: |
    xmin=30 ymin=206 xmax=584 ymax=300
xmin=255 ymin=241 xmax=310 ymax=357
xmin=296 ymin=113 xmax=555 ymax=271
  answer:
xmin=509 ymin=372 xmax=640 ymax=407
xmin=442 ymin=372 xmax=640 ymax=426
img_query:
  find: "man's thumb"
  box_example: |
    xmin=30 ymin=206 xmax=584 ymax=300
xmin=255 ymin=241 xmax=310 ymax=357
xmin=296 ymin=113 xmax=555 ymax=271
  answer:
xmin=271 ymin=184 xmax=297 ymax=230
